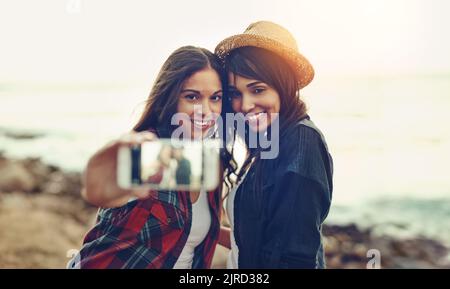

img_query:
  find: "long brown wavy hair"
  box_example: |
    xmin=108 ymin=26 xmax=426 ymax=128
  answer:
xmin=133 ymin=46 xmax=237 ymax=191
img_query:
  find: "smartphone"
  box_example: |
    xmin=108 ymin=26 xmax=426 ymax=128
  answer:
xmin=117 ymin=138 xmax=220 ymax=191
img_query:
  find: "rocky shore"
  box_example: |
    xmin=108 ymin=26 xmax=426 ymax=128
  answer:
xmin=0 ymin=154 xmax=448 ymax=269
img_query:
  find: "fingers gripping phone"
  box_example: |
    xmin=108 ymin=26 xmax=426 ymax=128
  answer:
xmin=117 ymin=138 xmax=220 ymax=191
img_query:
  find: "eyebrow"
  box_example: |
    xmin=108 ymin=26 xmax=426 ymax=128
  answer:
xmin=180 ymin=89 xmax=222 ymax=95
xmin=228 ymin=82 xmax=264 ymax=90
xmin=246 ymin=81 xmax=264 ymax=88
xmin=228 ymin=81 xmax=264 ymax=90
xmin=180 ymin=89 xmax=199 ymax=94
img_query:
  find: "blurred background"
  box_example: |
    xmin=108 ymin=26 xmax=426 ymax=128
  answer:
xmin=0 ymin=0 xmax=449 ymax=268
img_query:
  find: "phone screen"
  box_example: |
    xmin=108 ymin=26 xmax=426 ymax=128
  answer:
xmin=130 ymin=141 xmax=203 ymax=189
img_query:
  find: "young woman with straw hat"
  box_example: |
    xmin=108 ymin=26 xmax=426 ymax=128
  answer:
xmin=216 ymin=21 xmax=334 ymax=268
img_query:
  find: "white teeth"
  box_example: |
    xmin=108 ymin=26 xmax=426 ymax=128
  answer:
xmin=247 ymin=112 xmax=266 ymax=122
xmin=192 ymin=119 xmax=213 ymax=128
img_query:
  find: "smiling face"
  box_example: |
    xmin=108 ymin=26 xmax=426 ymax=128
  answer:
xmin=228 ymin=73 xmax=280 ymax=132
xmin=177 ymin=67 xmax=223 ymax=139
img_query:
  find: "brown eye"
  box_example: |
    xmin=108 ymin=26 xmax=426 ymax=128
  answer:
xmin=184 ymin=94 xmax=199 ymax=101
xmin=210 ymin=95 xmax=222 ymax=102
xmin=253 ymin=87 xmax=265 ymax=94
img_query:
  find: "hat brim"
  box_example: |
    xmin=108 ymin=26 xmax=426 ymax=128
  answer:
xmin=215 ymin=34 xmax=314 ymax=89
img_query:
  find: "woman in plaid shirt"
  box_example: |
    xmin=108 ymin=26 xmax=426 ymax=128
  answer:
xmin=70 ymin=46 xmax=236 ymax=269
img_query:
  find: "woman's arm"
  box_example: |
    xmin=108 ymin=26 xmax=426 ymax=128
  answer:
xmin=261 ymin=172 xmax=331 ymax=268
xmin=81 ymin=131 xmax=157 ymax=208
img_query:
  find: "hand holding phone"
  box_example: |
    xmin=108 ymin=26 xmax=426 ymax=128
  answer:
xmin=82 ymin=131 xmax=157 ymax=208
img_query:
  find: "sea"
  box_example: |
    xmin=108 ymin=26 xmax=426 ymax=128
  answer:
xmin=1 ymin=74 xmax=449 ymax=245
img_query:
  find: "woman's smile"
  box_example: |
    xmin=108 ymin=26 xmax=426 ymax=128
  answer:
xmin=191 ymin=117 xmax=215 ymax=130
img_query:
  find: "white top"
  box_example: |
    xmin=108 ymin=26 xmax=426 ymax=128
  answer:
xmin=226 ymin=168 xmax=251 ymax=269
xmin=173 ymin=191 xmax=211 ymax=269
xmin=226 ymin=183 xmax=239 ymax=269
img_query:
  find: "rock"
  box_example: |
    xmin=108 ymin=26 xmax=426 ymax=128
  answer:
xmin=0 ymin=158 xmax=36 ymax=192
xmin=0 ymin=193 xmax=96 ymax=268
xmin=63 ymin=172 xmax=83 ymax=197
xmin=323 ymin=224 xmax=450 ymax=269
xmin=390 ymin=257 xmax=437 ymax=269
xmin=326 ymin=255 xmax=342 ymax=268
xmin=22 ymin=157 xmax=52 ymax=188
xmin=0 ymin=127 xmax=44 ymax=140
xmin=323 ymin=236 xmax=339 ymax=255
xmin=340 ymin=261 xmax=367 ymax=269
xmin=353 ymin=244 xmax=368 ymax=259
xmin=0 ymin=156 xmax=83 ymax=197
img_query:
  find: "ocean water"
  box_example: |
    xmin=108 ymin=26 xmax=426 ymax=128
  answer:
xmin=1 ymin=75 xmax=449 ymax=245
xmin=0 ymin=82 xmax=145 ymax=171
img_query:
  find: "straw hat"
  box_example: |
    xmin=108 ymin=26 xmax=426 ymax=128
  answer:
xmin=215 ymin=21 xmax=314 ymax=89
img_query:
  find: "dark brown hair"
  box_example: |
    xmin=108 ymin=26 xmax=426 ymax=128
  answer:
xmin=133 ymin=45 xmax=237 ymax=190
xmin=224 ymin=46 xmax=308 ymax=184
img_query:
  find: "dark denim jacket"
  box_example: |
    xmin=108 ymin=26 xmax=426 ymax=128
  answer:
xmin=234 ymin=117 xmax=333 ymax=268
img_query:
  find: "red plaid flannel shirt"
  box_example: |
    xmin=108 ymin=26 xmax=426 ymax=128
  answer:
xmin=78 ymin=189 xmax=221 ymax=268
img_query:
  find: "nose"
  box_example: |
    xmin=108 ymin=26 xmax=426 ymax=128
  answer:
xmin=240 ymin=94 xmax=255 ymax=113
xmin=194 ymin=98 xmax=212 ymax=118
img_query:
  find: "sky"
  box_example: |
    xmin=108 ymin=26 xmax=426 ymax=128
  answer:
xmin=1 ymin=1 xmax=450 ymax=211
xmin=0 ymin=0 xmax=449 ymax=83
